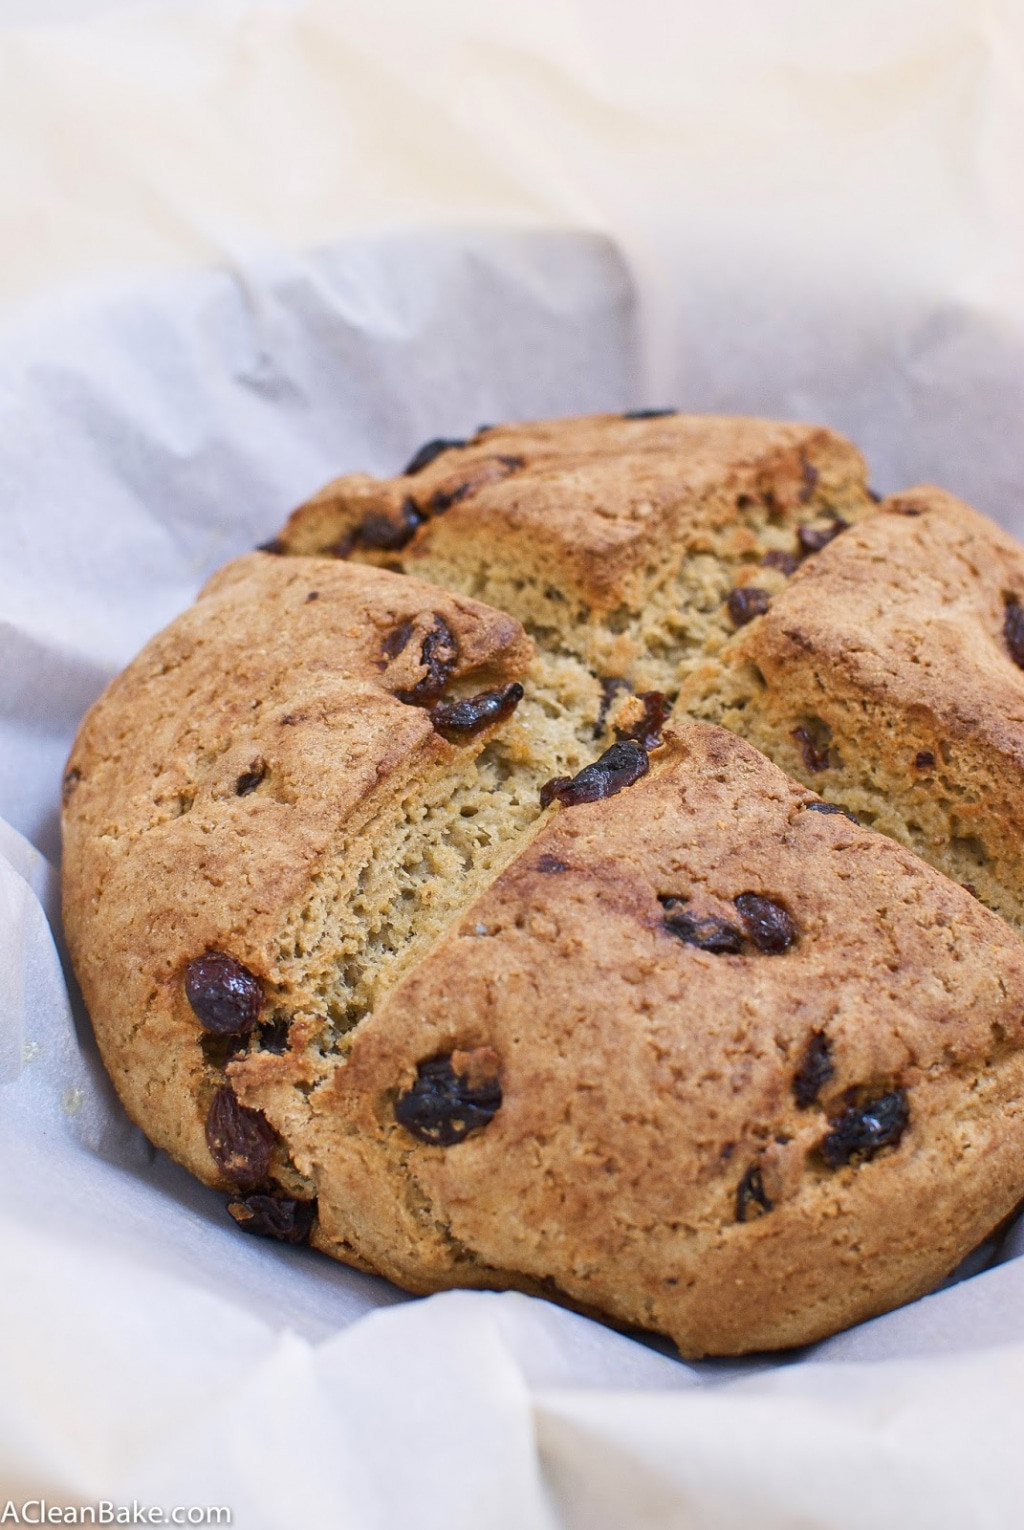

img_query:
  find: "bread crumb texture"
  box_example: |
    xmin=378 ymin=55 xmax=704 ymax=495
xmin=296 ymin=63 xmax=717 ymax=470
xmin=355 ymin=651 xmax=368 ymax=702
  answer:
xmin=62 ymin=413 xmax=1024 ymax=1355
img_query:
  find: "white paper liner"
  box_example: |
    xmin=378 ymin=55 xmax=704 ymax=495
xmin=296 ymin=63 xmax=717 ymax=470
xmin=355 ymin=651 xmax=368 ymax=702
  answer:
xmin=5 ymin=2 xmax=1024 ymax=1522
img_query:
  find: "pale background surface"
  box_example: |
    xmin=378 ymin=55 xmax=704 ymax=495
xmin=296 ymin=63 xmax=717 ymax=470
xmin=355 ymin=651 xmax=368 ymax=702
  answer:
xmin=3 ymin=3 xmax=1024 ymax=1525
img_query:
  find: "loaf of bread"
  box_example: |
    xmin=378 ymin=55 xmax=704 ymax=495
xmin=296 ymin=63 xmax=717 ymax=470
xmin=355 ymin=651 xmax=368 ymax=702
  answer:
xmin=62 ymin=412 xmax=1024 ymax=1355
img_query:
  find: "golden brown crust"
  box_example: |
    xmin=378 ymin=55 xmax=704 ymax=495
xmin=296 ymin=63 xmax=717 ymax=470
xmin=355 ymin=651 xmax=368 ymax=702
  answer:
xmin=62 ymin=553 xmax=534 ymax=1186
xmin=295 ymin=724 xmax=1024 ymax=1355
xmin=60 ymin=415 xmax=1024 ymax=1357
xmin=278 ymin=412 xmax=869 ymax=616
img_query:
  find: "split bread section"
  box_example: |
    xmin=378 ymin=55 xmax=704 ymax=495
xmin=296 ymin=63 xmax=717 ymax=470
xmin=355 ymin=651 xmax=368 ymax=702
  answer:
xmin=62 ymin=554 xmax=584 ymax=1191
xmin=277 ymin=412 xmax=874 ymax=691
xmin=680 ymin=486 xmax=1024 ymax=936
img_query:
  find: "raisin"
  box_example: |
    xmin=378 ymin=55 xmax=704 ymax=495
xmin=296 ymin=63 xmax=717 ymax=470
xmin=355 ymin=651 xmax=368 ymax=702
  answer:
xmin=820 ymin=1089 xmax=909 ymax=1167
xmin=727 ymin=586 xmax=771 ymax=627
xmin=1004 ymin=598 xmax=1024 ymax=670
xmin=393 ymin=615 xmax=460 ymax=705
xmin=593 ymin=676 xmax=631 ymax=739
xmin=660 ymin=898 xmax=745 ymax=954
xmin=382 ymin=618 xmax=414 ymax=661
xmin=62 ymin=767 xmax=82 ymax=805
xmin=430 ymin=482 xmax=475 ymax=514
xmin=429 ymin=455 xmax=524 ymax=514
xmin=227 ymin=1194 xmax=316 ymax=1243
xmin=429 ymin=683 xmax=524 ymax=741
xmin=803 ymin=800 xmax=859 ymax=824
xmin=235 ymin=759 xmax=266 ymax=796
xmin=185 ymin=952 xmax=263 ymax=1035
xmin=306 ymin=591 xmax=319 ymax=602
xmin=736 ymin=1165 xmax=772 ymax=1222
xmin=798 ymin=518 xmax=848 ymax=555
xmin=914 ymin=750 xmax=936 ymax=770
xmin=761 ymin=549 xmax=800 ymax=575
xmin=793 ymin=1032 xmax=834 ymax=1107
xmin=256 ymin=1015 xmax=291 ymax=1054
xmin=256 ymin=537 xmax=286 ymax=554
xmin=616 ymin=690 xmax=669 ymax=752
xmin=356 ymin=498 xmax=423 ymax=551
xmin=403 ymin=437 xmax=467 ymax=476
xmin=540 ymin=740 xmax=649 ymax=809
xmin=395 ymin=1052 xmax=502 ymax=1146
xmin=734 ymin=894 xmax=797 ymax=953
xmin=792 ymin=725 xmax=830 ymax=773
xmin=621 ymin=408 xmax=677 ymax=419
xmin=200 ymin=1032 xmax=243 ymax=1071
xmin=205 ymin=1087 xmax=275 ymax=1185
xmin=536 ymin=854 xmax=569 ymax=874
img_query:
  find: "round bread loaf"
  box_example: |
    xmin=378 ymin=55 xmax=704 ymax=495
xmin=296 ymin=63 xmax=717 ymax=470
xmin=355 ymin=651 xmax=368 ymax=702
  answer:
xmin=62 ymin=412 xmax=1024 ymax=1356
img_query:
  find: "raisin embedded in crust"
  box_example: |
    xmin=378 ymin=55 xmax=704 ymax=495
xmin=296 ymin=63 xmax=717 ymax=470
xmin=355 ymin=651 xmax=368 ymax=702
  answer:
xmin=395 ymin=1051 xmax=502 ymax=1146
xmin=235 ymin=758 xmax=267 ymax=796
xmin=793 ymin=1032 xmax=834 ymax=1107
xmin=185 ymin=953 xmax=263 ymax=1035
xmin=798 ymin=518 xmax=848 ymax=555
xmin=355 ymin=499 xmax=424 ymax=553
xmin=615 ymin=691 xmax=669 ymax=752
xmin=736 ymin=1165 xmax=773 ymax=1222
xmin=403 ymin=438 xmax=467 ymax=476
xmin=540 ymin=740 xmax=650 ymax=809
xmin=761 ymin=549 xmax=800 ymax=575
xmin=734 ymin=894 xmax=798 ymax=954
xmin=820 ymin=1090 xmax=909 ymax=1167
xmin=1004 ymin=597 xmax=1024 ymax=670
xmin=429 ymin=683 xmax=524 ymax=742
xmin=792 ymin=725 xmax=830 ymax=773
xmin=227 ymin=1193 xmax=316 ymax=1243
xmin=205 ymin=1086 xmax=276 ymax=1186
xmin=727 ymin=587 xmax=771 ymax=628
xmin=660 ymin=898 xmax=745 ymax=955
xmin=393 ymin=615 xmax=460 ymax=705
xmin=382 ymin=619 xmax=414 ymax=661
xmin=803 ymin=800 xmax=858 ymax=823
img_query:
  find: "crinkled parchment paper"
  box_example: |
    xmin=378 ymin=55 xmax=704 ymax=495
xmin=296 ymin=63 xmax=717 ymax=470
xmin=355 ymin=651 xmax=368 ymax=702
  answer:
xmin=5 ymin=3 xmax=1024 ymax=1525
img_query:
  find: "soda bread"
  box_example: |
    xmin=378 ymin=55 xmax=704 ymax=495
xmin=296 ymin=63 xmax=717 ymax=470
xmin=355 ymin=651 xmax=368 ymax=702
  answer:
xmin=61 ymin=413 xmax=1024 ymax=1355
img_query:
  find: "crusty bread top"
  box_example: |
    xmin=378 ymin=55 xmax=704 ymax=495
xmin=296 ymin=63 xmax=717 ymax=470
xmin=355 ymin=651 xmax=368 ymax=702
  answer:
xmin=60 ymin=413 xmax=1024 ymax=1358
xmin=278 ymin=412 xmax=869 ymax=614
xmin=284 ymin=722 xmax=1024 ymax=1354
xmin=725 ymin=486 xmax=1024 ymax=756
xmin=62 ymin=553 xmax=534 ymax=1130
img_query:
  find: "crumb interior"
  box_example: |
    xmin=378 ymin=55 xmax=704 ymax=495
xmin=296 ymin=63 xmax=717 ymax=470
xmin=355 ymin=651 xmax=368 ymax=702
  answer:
xmin=680 ymin=656 xmax=1024 ymax=934
xmin=269 ymin=652 xmax=603 ymax=1054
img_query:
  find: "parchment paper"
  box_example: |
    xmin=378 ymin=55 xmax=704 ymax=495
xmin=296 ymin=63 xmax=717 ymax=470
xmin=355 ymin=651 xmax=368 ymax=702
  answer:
xmin=5 ymin=3 xmax=1024 ymax=1526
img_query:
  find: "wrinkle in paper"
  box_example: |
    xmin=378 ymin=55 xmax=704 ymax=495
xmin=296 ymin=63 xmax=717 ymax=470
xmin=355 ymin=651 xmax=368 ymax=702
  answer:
xmin=2 ymin=4 xmax=1024 ymax=1527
